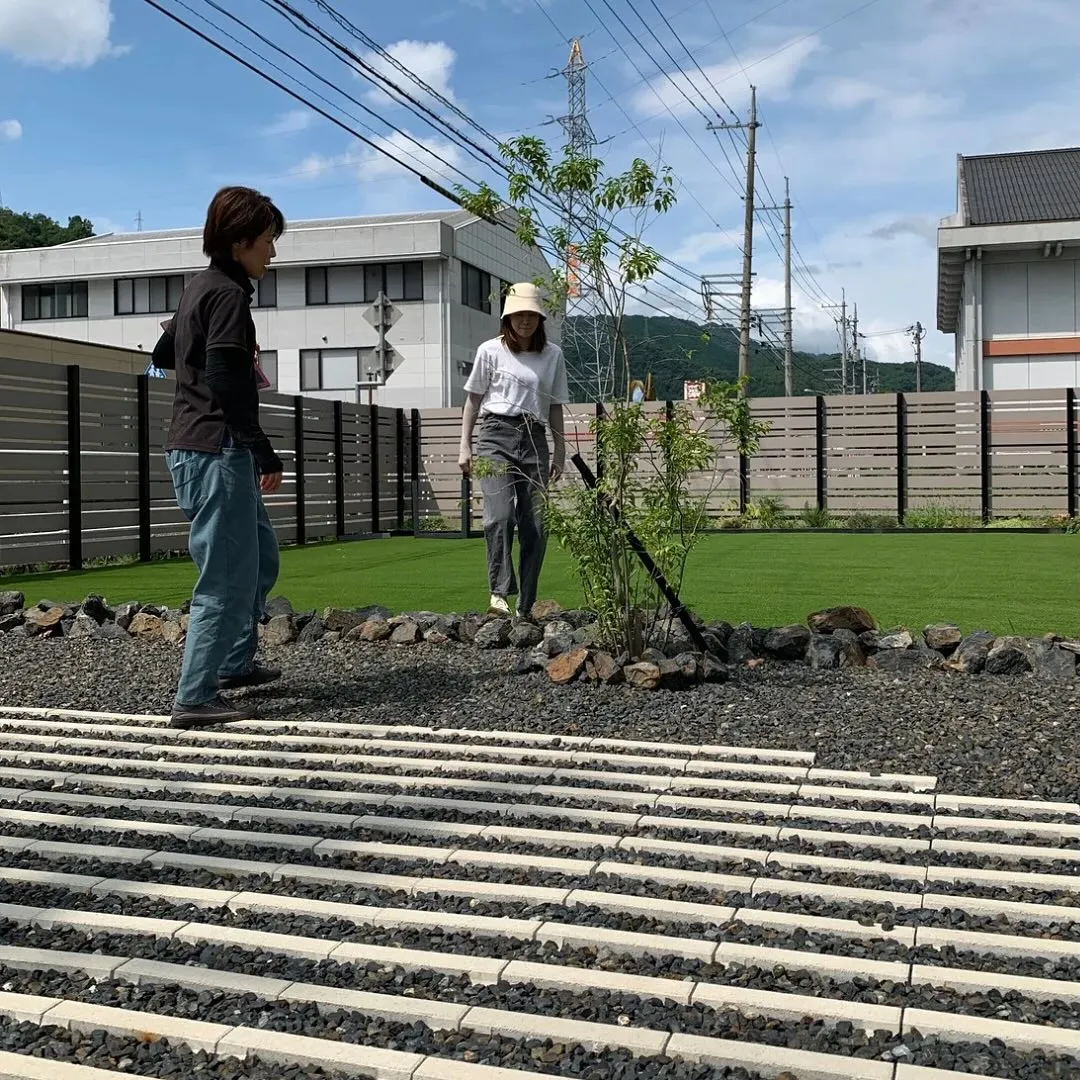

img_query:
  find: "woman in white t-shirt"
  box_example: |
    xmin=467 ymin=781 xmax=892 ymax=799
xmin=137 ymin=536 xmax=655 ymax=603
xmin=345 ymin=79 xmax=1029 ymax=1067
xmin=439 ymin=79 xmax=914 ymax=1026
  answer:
xmin=458 ymin=282 xmax=570 ymax=618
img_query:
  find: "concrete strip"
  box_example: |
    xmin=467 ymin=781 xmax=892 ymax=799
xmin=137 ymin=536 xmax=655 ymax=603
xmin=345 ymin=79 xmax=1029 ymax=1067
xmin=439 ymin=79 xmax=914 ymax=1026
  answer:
xmin=117 ymin=957 xmax=293 ymax=998
xmin=932 ymin=814 xmax=1080 ymax=841
xmin=766 ymin=850 xmax=928 ymax=881
xmin=275 ymin=786 xmax=390 ymax=808
xmin=500 ymin=959 xmax=695 ymax=1005
xmin=805 ymin=768 xmax=937 ymax=792
xmin=593 ymin=860 xmax=755 ymax=894
xmin=228 ymin=891 xmax=381 ymax=924
xmin=0 ymin=990 xmax=62 ymax=1025
xmin=568 ymin=750 xmax=691 ymax=772
xmin=0 ymin=946 xmax=127 ymax=981
xmin=0 ymin=706 xmax=172 ymax=722
xmin=910 ymin=963 xmax=1080 ymax=1003
xmin=788 ymin=804 xmax=932 ymax=829
xmin=933 ymin=794 xmax=1080 ymax=817
xmin=636 ymin=814 xmax=780 ymax=841
xmin=91 ymin=880 xmax=241 ymax=908
xmin=26 ymin=841 xmax=152 ymax=862
xmin=388 ymin=794 xmax=520 ymax=815
xmin=275 ymin=863 xmax=421 ymax=894
xmin=681 ymin=760 xmax=809 ymax=781
xmin=653 ymin=794 xmax=791 ymax=818
xmin=22 ymin=790 xmax=239 ymax=821
xmin=0 ymin=866 xmax=107 ymax=892
xmin=448 ymin=849 xmax=596 ymax=876
xmin=533 ymin=923 xmax=718 ymax=963
xmin=925 ymin=864 xmax=1080 ymax=892
xmin=894 ymin=1067 xmax=1000 ymax=1080
xmin=150 ymin=852 xmax=285 ymax=878
xmin=902 ymin=1007 xmax=1080 ymax=1056
xmin=373 ymin=906 xmax=541 ymax=941
xmin=227 ymin=806 xmax=360 ymax=829
xmin=279 ymin=980 xmax=471 ymax=1030
xmin=797 ymin=784 xmax=935 ymax=809
xmin=667 ymin=776 xmax=801 ymax=797
xmin=0 ymin=1051 xmax=143 ymax=1080
xmin=690 ymin=981 xmax=902 ymax=1031
xmin=915 ymin=925 xmax=1080 ymax=962
xmin=358 ymin=814 xmax=486 ymax=839
xmin=479 ymin=824 xmax=624 ymax=850
xmin=0 ymin=836 xmax=37 ymax=852
xmin=461 ymin=1005 xmax=669 ymax=1055
xmin=312 ymin=838 xmax=453 ymax=862
xmin=750 ymin=877 xmax=919 ymax=908
xmin=519 ymin=784 xmax=656 ymax=808
xmin=922 ymin=891 xmax=1080 ymax=925
xmin=214 ymin=1027 xmax=424 ymax=1080
xmin=546 ymin=766 xmax=672 ymax=791
xmin=715 ymin=940 xmax=911 ymax=982
xmin=727 ymin=906 xmax=918 ymax=946
xmin=411 ymin=876 xmax=571 ymax=906
xmin=617 ymin=835 xmax=768 ymax=865
xmin=44 ymin=999 xmax=230 ymax=1053
xmin=667 ymin=1031 xmax=895 ymax=1080
xmin=565 ymin=889 xmax=739 ymax=925
xmin=329 ymin=940 xmax=508 ymax=983
xmin=777 ymin=826 xmax=931 ymax=854
xmin=415 ymin=1061 xmax=558 ymax=1080
xmin=932 ymin=837 xmax=1080 ymax=864
xmin=175 ymin=922 xmax=336 ymax=962
xmin=0 ymin=786 xmax=27 ymax=800
xmin=503 ymin=802 xmax=643 ymax=827
xmin=31 ymin=907 xmax=188 ymax=938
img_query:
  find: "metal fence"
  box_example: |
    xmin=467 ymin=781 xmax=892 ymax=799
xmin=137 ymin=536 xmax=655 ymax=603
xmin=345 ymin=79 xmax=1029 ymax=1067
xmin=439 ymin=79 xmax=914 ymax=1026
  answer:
xmin=1 ymin=356 xmax=1078 ymax=569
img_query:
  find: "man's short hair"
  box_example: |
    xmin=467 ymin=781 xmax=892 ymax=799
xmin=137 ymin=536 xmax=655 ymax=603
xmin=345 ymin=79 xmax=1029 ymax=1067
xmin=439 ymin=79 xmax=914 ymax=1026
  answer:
xmin=202 ymin=186 xmax=286 ymax=262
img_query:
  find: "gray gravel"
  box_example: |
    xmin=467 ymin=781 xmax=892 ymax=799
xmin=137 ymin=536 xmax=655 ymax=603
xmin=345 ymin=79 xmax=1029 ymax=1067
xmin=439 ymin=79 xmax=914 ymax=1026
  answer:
xmin=1 ymin=634 xmax=1079 ymax=801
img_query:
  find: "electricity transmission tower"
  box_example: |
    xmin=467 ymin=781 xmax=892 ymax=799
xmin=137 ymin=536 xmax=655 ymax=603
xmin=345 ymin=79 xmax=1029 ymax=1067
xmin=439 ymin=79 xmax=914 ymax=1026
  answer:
xmin=555 ymin=39 xmax=615 ymax=402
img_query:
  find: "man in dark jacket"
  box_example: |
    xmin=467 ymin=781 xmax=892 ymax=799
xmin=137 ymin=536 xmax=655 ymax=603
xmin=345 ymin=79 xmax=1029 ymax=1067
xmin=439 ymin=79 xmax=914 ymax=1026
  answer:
xmin=152 ymin=186 xmax=286 ymax=728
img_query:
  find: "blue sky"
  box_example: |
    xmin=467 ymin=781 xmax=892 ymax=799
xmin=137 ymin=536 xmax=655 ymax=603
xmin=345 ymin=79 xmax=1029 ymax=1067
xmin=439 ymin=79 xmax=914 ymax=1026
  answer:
xmin=1 ymin=0 xmax=1077 ymax=367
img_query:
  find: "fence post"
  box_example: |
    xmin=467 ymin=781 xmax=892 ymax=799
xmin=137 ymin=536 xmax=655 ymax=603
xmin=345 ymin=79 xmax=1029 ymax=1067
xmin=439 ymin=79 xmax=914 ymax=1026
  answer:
xmin=66 ymin=365 xmax=82 ymax=571
xmin=815 ymin=394 xmax=827 ymax=512
xmin=895 ymin=392 xmax=907 ymax=525
xmin=396 ymin=409 xmax=407 ymax=531
xmin=137 ymin=373 xmax=152 ymax=562
xmin=1067 ymin=388 xmax=1077 ymax=519
xmin=333 ymin=400 xmax=346 ymax=538
xmin=293 ymin=396 xmax=306 ymax=545
xmin=410 ymin=408 xmax=422 ymax=536
xmin=980 ymin=389 xmax=992 ymax=524
xmin=369 ymin=402 xmax=381 ymax=534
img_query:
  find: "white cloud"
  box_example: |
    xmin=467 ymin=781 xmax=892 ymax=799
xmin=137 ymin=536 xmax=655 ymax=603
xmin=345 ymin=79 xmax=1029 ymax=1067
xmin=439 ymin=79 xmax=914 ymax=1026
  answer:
xmin=668 ymin=230 xmax=740 ymax=268
xmin=0 ymin=0 xmax=122 ymax=68
xmin=360 ymin=40 xmax=457 ymax=108
xmin=630 ymin=36 xmax=820 ymax=119
xmin=262 ymin=109 xmax=314 ymax=137
xmin=0 ymin=119 xmax=22 ymax=141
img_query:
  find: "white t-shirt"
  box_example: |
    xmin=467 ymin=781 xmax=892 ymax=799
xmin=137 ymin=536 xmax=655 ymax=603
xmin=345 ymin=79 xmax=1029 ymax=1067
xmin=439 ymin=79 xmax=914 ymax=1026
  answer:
xmin=464 ymin=337 xmax=570 ymax=420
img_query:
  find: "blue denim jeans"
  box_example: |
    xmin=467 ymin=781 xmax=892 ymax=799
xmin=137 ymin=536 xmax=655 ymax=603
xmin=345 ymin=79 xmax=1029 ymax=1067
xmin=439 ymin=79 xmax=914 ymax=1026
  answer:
xmin=166 ymin=446 xmax=280 ymax=706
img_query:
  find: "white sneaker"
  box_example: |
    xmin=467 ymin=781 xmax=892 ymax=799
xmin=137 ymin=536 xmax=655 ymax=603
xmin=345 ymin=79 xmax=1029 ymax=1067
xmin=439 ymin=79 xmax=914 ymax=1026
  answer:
xmin=488 ymin=594 xmax=512 ymax=616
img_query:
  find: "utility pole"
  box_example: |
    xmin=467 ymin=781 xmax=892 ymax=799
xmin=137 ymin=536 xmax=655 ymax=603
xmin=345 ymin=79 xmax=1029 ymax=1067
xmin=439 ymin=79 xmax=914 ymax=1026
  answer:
xmin=135 ymin=211 xmax=143 ymax=232
xmin=783 ymin=178 xmax=793 ymax=397
xmin=709 ymin=86 xmax=759 ymax=394
xmin=851 ymin=303 xmax=863 ymax=395
xmin=910 ymin=321 xmax=926 ymax=392
xmin=823 ymin=290 xmax=849 ymax=395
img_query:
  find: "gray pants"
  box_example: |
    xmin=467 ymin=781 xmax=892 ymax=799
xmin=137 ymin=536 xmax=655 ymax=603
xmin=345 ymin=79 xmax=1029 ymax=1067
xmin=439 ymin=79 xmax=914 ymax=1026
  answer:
xmin=476 ymin=414 xmax=550 ymax=616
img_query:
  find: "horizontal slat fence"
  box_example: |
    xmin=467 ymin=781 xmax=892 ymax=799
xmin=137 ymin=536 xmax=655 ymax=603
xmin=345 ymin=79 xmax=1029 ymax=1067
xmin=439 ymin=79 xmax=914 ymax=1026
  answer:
xmin=1 ymin=358 xmax=1078 ymax=570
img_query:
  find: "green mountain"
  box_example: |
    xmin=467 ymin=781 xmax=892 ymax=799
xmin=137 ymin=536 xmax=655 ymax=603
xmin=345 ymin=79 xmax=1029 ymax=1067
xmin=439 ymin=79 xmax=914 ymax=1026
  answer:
xmin=561 ymin=314 xmax=954 ymax=400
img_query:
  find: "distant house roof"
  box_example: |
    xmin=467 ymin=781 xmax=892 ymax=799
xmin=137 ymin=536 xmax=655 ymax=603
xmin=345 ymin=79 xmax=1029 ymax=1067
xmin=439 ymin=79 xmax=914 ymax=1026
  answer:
xmin=959 ymin=147 xmax=1080 ymax=226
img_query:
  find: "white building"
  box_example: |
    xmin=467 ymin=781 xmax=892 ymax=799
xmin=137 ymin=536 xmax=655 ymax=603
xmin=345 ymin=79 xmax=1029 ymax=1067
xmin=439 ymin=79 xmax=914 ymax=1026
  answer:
xmin=0 ymin=210 xmax=552 ymax=408
xmin=937 ymin=147 xmax=1080 ymax=392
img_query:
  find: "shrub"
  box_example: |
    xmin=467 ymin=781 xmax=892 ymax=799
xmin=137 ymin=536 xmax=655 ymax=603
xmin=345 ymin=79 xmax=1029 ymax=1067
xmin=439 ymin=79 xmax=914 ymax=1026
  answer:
xmin=799 ymin=504 xmax=834 ymax=529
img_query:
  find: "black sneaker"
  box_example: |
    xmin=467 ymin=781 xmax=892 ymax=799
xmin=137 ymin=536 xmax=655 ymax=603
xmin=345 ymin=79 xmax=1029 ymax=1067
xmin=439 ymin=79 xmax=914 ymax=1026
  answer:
xmin=218 ymin=662 xmax=282 ymax=691
xmin=170 ymin=694 xmax=256 ymax=729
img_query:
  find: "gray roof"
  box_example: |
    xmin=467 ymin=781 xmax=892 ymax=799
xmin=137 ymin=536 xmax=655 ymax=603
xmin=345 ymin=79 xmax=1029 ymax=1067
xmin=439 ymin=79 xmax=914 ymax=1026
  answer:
xmin=960 ymin=147 xmax=1080 ymax=226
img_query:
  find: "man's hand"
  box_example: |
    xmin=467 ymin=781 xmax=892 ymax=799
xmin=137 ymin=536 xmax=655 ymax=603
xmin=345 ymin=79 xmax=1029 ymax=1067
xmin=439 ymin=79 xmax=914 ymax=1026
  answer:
xmin=458 ymin=450 xmax=472 ymax=476
xmin=550 ymin=461 xmax=564 ymax=483
xmin=260 ymin=471 xmax=283 ymax=494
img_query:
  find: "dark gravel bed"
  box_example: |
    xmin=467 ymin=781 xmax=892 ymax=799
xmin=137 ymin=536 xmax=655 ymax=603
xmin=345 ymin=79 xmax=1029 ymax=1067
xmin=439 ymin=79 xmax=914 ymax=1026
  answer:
xmin=2 ymin=635 xmax=1078 ymax=806
xmin=940 ymin=828 xmax=1080 ymax=849
xmin=0 ymin=1017 xmax=348 ymax=1079
xmin=929 ymin=848 xmax=1080 ymax=873
xmin=784 ymin=816 xmax=933 ymax=838
xmin=5 ymin=923 xmax=1080 ymax=1041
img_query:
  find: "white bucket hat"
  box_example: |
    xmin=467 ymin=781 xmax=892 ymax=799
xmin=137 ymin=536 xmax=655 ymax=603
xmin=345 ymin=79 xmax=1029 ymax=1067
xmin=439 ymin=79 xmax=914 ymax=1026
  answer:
xmin=502 ymin=282 xmax=546 ymax=319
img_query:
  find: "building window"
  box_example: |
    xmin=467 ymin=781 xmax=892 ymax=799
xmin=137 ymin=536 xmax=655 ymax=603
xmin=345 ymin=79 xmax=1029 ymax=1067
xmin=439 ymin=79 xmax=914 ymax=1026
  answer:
xmin=254 ymin=270 xmax=277 ymax=308
xmin=256 ymin=349 xmax=278 ymax=391
xmin=300 ymin=347 xmax=378 ymax=391
xmin=21 ymin=281 xmax=89 ymax=321
xmin=462 ymin=263 xmax=491 ymax=314
xmin=115 ymin=274 xmax=184 ymax=315
xmin=305 ymin=262 xmax=424 ymax=306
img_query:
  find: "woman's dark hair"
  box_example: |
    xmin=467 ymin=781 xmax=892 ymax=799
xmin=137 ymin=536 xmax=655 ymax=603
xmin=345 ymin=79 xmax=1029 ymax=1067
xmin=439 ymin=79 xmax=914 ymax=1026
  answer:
xmin=203 ymin=186 xmax=286 ymax=261
xmin=501 ymin=315 xmax=546 ymax=354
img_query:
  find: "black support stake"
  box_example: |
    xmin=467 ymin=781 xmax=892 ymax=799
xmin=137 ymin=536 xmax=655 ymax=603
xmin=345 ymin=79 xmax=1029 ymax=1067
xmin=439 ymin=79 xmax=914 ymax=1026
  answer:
xmin=1067 ymin=388 xmax=1077 ymax=520
xmin=294 ymin=396 xmax=306 ymax=545
xmin=461 ymin=474 xmax=471 ymax=537
xmin=137 ymin=373 xmax=152 ymax=562
xmin=410 ymin=408 xmax=422 ymax=536
xmin=396 ymin=409 xmax=407 ymax=531
xmin=572 ymin=454 xmax=707 ymax=654
xmin=369 ymin=403 xmax=381 ymax=534
xmin=896 ymin=392 xmax=907 ymax=525
xmin=595 ymin=400 xmax=605 ymax=482
xmin=815 ymin=395 xmax=827 ymax=512
xmin=980 ymin=389 xmax=992 ymax=524
xmin=66 ymin=365 xmax=82 ymax=571
xmin=333 ymin=400 xmax=346 ymax=538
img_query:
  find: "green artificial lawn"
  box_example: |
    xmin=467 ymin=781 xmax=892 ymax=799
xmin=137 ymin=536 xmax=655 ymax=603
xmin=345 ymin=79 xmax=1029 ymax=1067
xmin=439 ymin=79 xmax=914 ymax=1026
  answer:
xmin=4 ymin=533 xmax=1078 ymax=637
